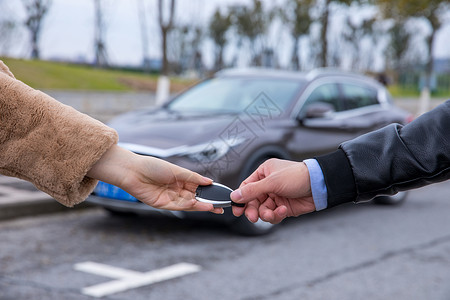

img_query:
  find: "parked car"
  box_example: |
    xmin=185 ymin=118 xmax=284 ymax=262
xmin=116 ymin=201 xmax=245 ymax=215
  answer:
xmin=88 ymin=68 xmax=413 ymax=235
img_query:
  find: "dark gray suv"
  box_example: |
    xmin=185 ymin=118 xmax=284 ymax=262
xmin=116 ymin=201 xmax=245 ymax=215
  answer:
xmin=88 ymin=68 xmax=413 ymax=235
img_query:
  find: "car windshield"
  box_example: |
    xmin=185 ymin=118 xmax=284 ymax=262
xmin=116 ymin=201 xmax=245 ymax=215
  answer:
xmin=167 ymin=77 xmax=304 ymax=113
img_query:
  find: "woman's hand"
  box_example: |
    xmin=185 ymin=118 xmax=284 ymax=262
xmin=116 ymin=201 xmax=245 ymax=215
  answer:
xmin=87 ymin=145 xmax=223 ymax=214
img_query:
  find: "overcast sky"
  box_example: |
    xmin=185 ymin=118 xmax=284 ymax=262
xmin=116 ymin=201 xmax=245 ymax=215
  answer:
xmin=2 ymin=0 xmax=449 ymax=70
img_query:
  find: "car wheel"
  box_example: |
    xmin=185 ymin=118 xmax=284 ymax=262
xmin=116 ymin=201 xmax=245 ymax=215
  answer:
xmin=230 ymin=215 xmax=275 ymax=236
xmin=104 ymin=208 xmax=136 ymax=217
xmin=373 ymin=191 xmax=408 ymax=205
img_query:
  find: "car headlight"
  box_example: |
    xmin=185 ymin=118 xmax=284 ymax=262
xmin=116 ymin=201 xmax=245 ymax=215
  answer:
xmin=183 ymin=138 xmax=245 ymax=163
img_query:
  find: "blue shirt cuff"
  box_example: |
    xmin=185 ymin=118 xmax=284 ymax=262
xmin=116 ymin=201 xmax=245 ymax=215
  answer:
xmin=303 ymin=159 xmax=328 ymax=211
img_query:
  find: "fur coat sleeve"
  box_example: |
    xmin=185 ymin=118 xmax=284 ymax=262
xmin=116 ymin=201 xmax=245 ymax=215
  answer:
xmin=0 ymin=60 xmax=118 ymax=207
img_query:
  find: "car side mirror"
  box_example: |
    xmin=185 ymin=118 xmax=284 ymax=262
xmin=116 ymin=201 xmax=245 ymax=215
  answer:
xmin=299 ymin=102 xmax=335 ymax=121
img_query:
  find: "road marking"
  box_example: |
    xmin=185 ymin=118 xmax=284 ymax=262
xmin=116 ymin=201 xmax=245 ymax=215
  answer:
xmin=74 ymin=261 xmax=201 ymax=298
xmin=74 ymin=261 xmax=143 ymax=279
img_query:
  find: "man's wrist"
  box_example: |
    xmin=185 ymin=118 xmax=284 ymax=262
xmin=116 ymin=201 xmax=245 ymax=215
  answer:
xmin=303 ymin=159 xmax=328 ymax=211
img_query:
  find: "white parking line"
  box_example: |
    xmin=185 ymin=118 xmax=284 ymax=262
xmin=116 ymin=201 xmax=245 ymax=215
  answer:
xmin=74 ymin=261 xmax=202 ymax=298
xmin=74 ymin=261 xmax=143 ymax=279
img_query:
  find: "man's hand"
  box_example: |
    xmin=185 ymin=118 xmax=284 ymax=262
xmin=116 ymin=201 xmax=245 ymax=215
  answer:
xmin=88 ymin=145 xmax=223 ymax=214
xmin=231 ymin=158 xmax=316 ymax=224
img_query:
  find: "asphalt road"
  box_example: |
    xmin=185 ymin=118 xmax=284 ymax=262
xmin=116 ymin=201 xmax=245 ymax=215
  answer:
xmin=1 ymin=181 xmax=450 ymax=300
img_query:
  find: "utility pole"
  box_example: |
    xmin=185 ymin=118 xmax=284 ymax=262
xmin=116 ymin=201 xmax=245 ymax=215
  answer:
xmin=138 ymin=0 xmax=150 ymax=72
xmin=93 ymin=0 xmax=108 ymax=67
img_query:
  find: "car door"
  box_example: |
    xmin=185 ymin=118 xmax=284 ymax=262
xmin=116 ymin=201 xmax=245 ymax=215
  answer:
xmin=287 ymin=78 xmax=385 ymax=161
xmin=338 ymin=80 xmax=390 ymax=132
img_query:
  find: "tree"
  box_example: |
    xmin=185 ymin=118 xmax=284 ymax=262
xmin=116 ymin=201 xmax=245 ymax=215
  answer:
xmin=377 ymin=0 xmax=448 ymax=82
xmin=155 ymin=0 xmax=176 ymax=104
xmin=22 ymin=0 xmax=52 ymax=59
xmin=376 ymin=0 xmax=450 ymax=112
xmin=0 ymin=1 xmax=17 ymax=55
xmin=0 ymin=20 xmax=16 ymax=55
xmin=316 ymin=0 xmax=354 ymax=67
xmin=167 ymin=25 xmax=188 ymax=73
xmin=279 ymin=0 xmax=314 ymax=70
xmin=385 ymin=20 xmax=412 ymax=71
xmin=93 ymin=0 xmax=108 ymax=67
xmin=209 ymin=8 xmax=232 ymax=71
xmin=158 ymin=0 xmax=176 ymax=76
xmin=342 ymin=15 xmax=377 ymax=70
xmin=190 ymin=27 xmax=204 ymax=75
xmin=168 ymin=25 xmax=204 ymax=75
xmin=230 ymin=0 xmax=274 ymax=66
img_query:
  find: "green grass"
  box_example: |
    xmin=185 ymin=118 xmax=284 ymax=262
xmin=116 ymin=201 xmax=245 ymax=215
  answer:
xmin=7 ymin=57 xmax=444 ymax=97
xmin=388 ymin=84 xmax=450 ymax=98
xmin=388 ymin=85 xmax=421 ymax=97
xmin=0 ymin=57 xmax=194 ymax=92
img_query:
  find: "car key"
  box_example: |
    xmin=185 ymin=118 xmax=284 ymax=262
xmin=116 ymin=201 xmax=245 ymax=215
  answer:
xmin=196 ymin=182 xmax=245 ymax=208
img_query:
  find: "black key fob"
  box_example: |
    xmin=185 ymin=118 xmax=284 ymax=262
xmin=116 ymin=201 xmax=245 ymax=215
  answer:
xmin=196 ymin=183 xmax=245 ymax=208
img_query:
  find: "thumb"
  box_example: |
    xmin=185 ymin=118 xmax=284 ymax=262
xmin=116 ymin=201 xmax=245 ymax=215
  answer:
xmin=231 ymin=178 xmax=273 ymax=203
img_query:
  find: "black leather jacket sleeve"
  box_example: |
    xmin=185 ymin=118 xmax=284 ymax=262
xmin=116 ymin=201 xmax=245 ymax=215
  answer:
xmin=316 ymin=100 xmax=450 ymax=208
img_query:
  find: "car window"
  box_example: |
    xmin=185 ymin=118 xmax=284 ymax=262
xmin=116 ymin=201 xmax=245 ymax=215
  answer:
xmin=341 ymin=83 xmax=379 ymax=110
xmin=167 ymin=78 xmax=304 ymax=113
xmin=301 ymin=83 xmax=342 ymax=112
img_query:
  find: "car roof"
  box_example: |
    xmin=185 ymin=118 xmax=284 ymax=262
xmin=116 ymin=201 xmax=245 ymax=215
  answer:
xmin=216 ymin=67 xmax=381 ymax=87
xmin=216 ymin=68 xmax=309 ymax=81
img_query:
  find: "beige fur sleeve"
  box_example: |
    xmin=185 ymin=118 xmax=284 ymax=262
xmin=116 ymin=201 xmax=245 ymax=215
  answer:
xmin=0 ymin=60 xmax=118 ymax=207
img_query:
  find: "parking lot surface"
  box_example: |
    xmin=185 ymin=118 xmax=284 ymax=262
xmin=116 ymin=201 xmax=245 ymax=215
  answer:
xmin=1 ymin=181 xmax=450 ymax=299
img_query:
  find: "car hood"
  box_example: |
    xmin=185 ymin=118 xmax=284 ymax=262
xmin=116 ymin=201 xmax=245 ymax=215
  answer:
xmin=108 ymin=108 xmax=245 ymax=154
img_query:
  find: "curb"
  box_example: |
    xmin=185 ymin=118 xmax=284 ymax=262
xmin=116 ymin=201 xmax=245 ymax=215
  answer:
xmin=0 ymin=198 xmax=93 ymax=221
xmin=0 ymin=176 xmax=93 ymax=221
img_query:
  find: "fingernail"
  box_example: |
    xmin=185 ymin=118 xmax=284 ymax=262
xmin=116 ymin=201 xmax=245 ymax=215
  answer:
xmin=230 ymin=189 xmax=242 ymax=201
xmin=214 ymin=208 xmax=224 ymax=214
xmin=202 ymin=176 xmax=213 ymax=182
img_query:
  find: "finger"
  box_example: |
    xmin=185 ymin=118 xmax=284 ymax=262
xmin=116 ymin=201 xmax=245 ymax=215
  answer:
xmin=259 ymin=208 xmax=275 ymax=223
xmin=197 ymin=175 xmax=213 ymax=185
xmin=191 ymin=201 xmax=216 ymax=212
xmin=258 ymin=198 xmax=276 ymax=223
xmin=211 ymin=207 xmax=224 ymax=215
xmin=232 ymin=178 xmax=273 ymax=203
xmin=173 ymin=198 xmax=223 ymax=214
xmin=187 ymin=172 xmax=214 ymax=186
xmin=258 ymin=198 xmax=288 ymax=224
xmin=240 ymin=167 xmax=264 ymax=186
xmin=230 ymin=189 xmax=243 ymax=202
xmin=244 ymin=200 xmax=260 ymax=223
xmin=232 ymin=205 xmax=245 ymax=217
xmin=260 ymin=205 xmax=287 ymax=224
xmin=239 ymin=161 xmax=271 ymax=188
xmin=271 ymin=206 xmax=288 ymax=224
xmin=174 ymin=198 xmax=215 ymax=212
xmin=183 ymin=175 xmax=213 ymax=196
xmin=172 ymin=164 xmax=213 ymax=186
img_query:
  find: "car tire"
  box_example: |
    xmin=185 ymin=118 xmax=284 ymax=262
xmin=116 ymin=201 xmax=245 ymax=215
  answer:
xmin=373 ymin=191 xmax=408 ymax=205
xmin=104 ymin=208 xmax=136 ymax=217
xmin=230 ymin=216 xmax=275 ymax=236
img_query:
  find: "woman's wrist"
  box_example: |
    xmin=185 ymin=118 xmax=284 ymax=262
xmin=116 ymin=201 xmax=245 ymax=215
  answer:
xmin=87 ymin=144 xmax=137 ymax=189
